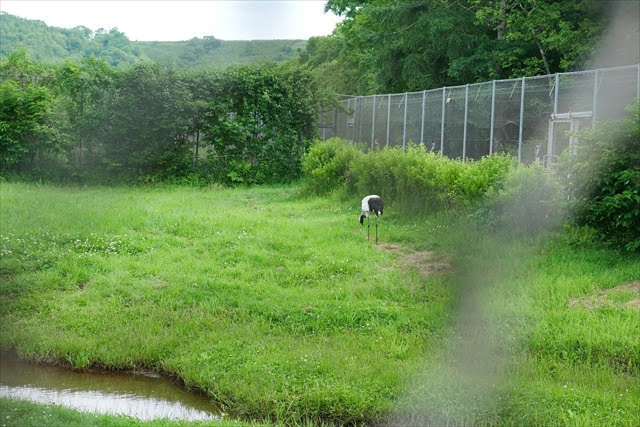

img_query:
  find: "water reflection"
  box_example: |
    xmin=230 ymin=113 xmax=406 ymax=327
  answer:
xmin=0 ymin=352 xmax=219 ymax=421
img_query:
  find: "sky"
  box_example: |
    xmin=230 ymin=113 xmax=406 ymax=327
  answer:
xmin=0 ymin=0 xmax=343 ymax=41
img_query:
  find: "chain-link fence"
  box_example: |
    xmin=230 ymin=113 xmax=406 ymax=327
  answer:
xmin=318 ymin=64 xmax=640 ymax=165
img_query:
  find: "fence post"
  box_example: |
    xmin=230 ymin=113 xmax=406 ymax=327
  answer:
xmin=357 ymin=96 xmax=363 ymax=143
xmin=371 ymin=95 xmax=376 ymax=150
xmin=637 ymin=63 xmax=639 ymax=100
xmin=554 ymin=73 xmax=559 ymax=116
xmin=346 ymin=98 xmax=351 ymax=141
xmin=420 ymin=90 xmax=426 ymax=145
xmin=518 ymin=77 xmax=525 ymax=164
xmin=463 ymin=84 xmax=469 ymax=161
xmin=440 ymin=87 xmax=446 ymax=158
xmin=322 ymin=111 xmax=326 ymax=141
xmin=402 ymin=93 xmax=408 ymax=152
xmin=386 ymin=94 xmax=391 ymax=147
xmin=489 ymin=80 xmax=495 ymax=155
xmin=592 ymin=69 xmax=599 ymax=128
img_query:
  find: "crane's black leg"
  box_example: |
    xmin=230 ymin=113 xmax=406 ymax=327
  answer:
xmin=367 ymin=216 xmax=370 ymax=241
xmin=375 ymin=215 xmax=378 ymax=244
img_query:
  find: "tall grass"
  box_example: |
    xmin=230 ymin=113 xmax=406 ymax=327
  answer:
xmin=303 ymin=139 xmax=515 ymax=215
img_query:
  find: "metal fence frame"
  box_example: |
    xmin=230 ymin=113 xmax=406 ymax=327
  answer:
xmin=319 ymin=64 xmax=640 ymax=165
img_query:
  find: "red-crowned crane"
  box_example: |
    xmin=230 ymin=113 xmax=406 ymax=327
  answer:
xmin=360 ymin=195 xmax=384 ymax=244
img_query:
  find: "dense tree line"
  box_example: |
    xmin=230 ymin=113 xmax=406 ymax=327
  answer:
xmin=0 ymin=13 xmax=142 ymax=66
xmin=297 ymin=0 xmax=639 ymax=95
xmin=2 ymin=0 xmax=638 ymax=186
xmin=0 ymin=50 xmax=321 ymax=184
xmin=0 ymin=12 xmax=306 ymax=68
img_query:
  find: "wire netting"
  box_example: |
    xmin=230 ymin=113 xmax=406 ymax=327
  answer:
xmin=373 ymin=95 xmax=389 ymax=151
xmin=423 ymin=88 xmax=444 ymax=153
xmin=522 ymin=75 xmax=554 ymax=164
xmin=493 ymin=79 xmax=522 ymax=158
xmin=466 ymin=82 xmax=493 ymax=160
xmin=596 ymin=66 xmax=639 ymax=121
xmin=388 ymin=94 xmax=405 ymax=148
xmin=319 ymin=64 xmax=640 ymax=163
xmin=357 ymin=96 xmax=371 ymax=149
xmin=557 ymin=71 xmax=596 ymax=114
xmin=405 ymin=92 xmax=423 ymax=146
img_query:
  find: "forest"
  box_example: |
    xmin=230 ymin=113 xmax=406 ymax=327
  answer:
xmin=0 ymin=49 xmax=323 ymax=184
xmin=301 ymin=0 xmax=639 ymax=94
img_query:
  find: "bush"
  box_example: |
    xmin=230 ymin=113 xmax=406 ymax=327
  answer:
xmin=345 ymin=144 xmax=514 ymax=215
xmin=451 ymin=154 xmax=515 ymax=202
xmin=346 ymin=145 xmax=448 ymax=214
xmin=482 ymin=163 xmax=565 ymax=237
xmin=302 ymin=138 xmax=364 ymax=194
xmin=303 ymin=139 xmax=515 ymax=215
xmin=203 ymin=63 xmax=320 ymax=185
xmin=558 ymin=102 xmax=640 ymax=251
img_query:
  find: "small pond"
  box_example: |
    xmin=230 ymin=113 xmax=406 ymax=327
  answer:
xmin=0 ymin=351 xmax=220 ymax=421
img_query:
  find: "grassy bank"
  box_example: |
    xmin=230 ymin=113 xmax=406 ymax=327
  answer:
xmin=0 ymin=182 xmax=454 ymax=424
xmin=0 ymin=397 xmax=181 ymax=427
xmin=1 ymin=182 xmax=638 ymax=425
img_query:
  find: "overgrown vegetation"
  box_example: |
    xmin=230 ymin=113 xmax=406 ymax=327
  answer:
xmin=559 ymin=103 xmax=640 ymax=251
xmin=0 ymin=50 xmax=320 ymax=184
xmin=1 ymin=3 xmax=639 ymax=424
xmin=302 ymin=138 xmax=559 ymax=232
xmin=303 ymin=125 xmax=640 ymax=251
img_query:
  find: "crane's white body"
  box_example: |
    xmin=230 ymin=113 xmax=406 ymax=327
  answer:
xmin=361 ymin=195 xmax=381 ymax=215
xmin=360 ymin=195 xmax=384 ymax=243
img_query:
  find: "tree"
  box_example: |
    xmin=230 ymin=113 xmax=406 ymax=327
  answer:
xmin=100 ymin=62 xmax=192 ymax=177
xmin=201 ymin=63 xmax=321 ymax=183
xmin=0 ymin=50 xmax=66 ymax=174
xmin=298 ymin=0 xmax=611 ymax=94
xmin=55 ymin=57 xmax=114 ymax=171
xmin=473 ymin=0 xmax=607 ymax=77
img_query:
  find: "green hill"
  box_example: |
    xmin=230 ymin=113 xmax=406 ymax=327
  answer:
xmin=133 ymin=39 xmax=308 ymax=68
xmin=0 ymin=12 xmax=306 ymax=67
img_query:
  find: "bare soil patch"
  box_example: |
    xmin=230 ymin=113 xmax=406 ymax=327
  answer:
xmin=378 ymin=243 xmax=402 ymax=251
xmin=569 ymin=281 xmax=640 ymax=311
xmin=379 ymin=243 xmax=453 ymax=277
xmin=403 ymin=251 xmax=453 ymax=276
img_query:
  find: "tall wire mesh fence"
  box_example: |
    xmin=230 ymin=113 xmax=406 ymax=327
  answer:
xmin=318 ymin=64 xmax=640 ymax=165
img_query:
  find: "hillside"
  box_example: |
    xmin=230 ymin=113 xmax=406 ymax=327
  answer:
xmin=0 ymin=12 xmax=306 ymax=67
xmin=133 ymin=39 xmax=307 ymax=68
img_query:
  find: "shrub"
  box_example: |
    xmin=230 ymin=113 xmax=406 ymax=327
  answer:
xmin=203 ymin=63 xmax=320 ymax=185
xmin=345 ymin=145 xmax=446 ymax=214
xmin=558 ymin=102 xmax=640 ymax=251
xmin=344 ymin=144 xmax=515 ymax=215
xmin=451 ymin=154 xmax=515 ymax=202
xmin=302 ymin=138 xmax=364 ymax=194
xmin=303 ymin=140 xmax=518 ymax=216
xmin=482 ymin=163 xmax=565 ymax=237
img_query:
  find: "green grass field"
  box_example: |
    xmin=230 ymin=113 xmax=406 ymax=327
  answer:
xmin=1 ymin=182 xmax=638 ymax=425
